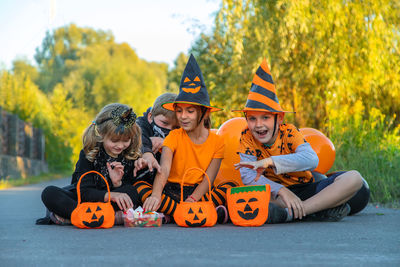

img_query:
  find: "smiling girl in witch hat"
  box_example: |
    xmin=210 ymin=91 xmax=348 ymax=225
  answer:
xmin=139 ymin=54 xmax=238 ymax=224
xmin=234 ymin=59 xmax=368 ymax=223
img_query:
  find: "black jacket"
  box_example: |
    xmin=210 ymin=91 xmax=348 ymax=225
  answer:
xmin=71 ymin=148 xmax=136 ymax=202
xmin=136 ymin=108 xmax=154 ymax=155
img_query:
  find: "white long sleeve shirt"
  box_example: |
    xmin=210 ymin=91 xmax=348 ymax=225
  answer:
xmin=239 ymin=143 xmax=318 ymax=198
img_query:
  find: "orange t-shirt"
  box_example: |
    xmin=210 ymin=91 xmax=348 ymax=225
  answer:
xmin=238 ymin=123 xmax=314 ymax=186
xmin=163 ymin=128 xmax=224 ymax=185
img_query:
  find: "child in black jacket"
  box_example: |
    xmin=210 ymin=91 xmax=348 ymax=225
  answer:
xmin=135 ymin=93 xmax=178 ymax=183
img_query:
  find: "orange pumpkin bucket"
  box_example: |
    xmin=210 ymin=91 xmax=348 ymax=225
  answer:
xmin=227 ymin=185 xmax=271 ymax=227
xmin=174 ymin=167 xmax=218 ymax=227
xmin=71 ymin=171 xmax=115 ymax=229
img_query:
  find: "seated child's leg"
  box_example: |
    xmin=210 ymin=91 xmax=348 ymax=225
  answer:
xmin=345 ymin=177 xmax=370 ymax=215
xmin=41 ymin=186 xmax=77 ymax=219
xmin=202 ymin=180 xmax=239 ymax=207
xmin=134 ymin=180 xmax=178 ymax=215
xmin=200 ymin=181 xmax=238 ymax=224
xmin=302 ymin=170 xmax=363 ymax=215
xmin=134 ymin=180 xmax=153 ymax=204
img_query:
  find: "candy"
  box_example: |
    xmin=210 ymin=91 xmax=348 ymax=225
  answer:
xmin=123 ymin=207 xmax=163 ymax=227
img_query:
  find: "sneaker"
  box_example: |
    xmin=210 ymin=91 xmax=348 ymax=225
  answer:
xmin=310 ymin=203 xmax=351 ymax=222
xmin=266 ymin=203 xmax=288 ymax=224
xmin=36 ymin=209 xmax=53 ymax=225
xmin=216 ymin=205 xmax=229 ymax=224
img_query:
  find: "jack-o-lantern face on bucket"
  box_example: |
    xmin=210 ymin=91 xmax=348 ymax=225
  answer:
xmin=71 ymin=170 xmax=115 ymax=229
xmin=185 ymin=207 xmax=207 ymax=227
xmin=173 ymin=168 xmax=218 ymax=228
xmin=82 ymin=206 xmax=105 ymax=228
xmin=227 ymin=185 xmax=271 ymax=227
xmin=182 ymin=76 xmax=201 ymax=94
xmin=174 ymin=201 xmax=218 ymax=228
xmin=236 ymin=197 xmax=260 ymax=220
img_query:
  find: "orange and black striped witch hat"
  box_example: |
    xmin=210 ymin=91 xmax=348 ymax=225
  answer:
xmin=232 ymin=59 xmax=293 ymax=113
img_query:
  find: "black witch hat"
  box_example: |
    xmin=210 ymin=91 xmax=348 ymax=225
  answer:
xmin=163 ymin=54 xmax=222 ymax=112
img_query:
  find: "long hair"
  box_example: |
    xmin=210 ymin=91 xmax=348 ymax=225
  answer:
xmin=82 ymin=103 xmax=142 ymax=162
xmin=198 ymin=106 xmax=211 ymax=129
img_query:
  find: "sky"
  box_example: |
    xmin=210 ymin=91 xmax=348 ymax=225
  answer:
xmin=0 ymin=0 xmax=220 ymax=69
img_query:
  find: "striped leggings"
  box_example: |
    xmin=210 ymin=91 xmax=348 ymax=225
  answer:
xmin=134 ymin=180 xmax=238 ymax=216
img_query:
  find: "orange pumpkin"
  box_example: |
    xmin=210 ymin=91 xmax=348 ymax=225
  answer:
xmin=174 ymin=168 xmax=217 ymax=227
xmin=182 ymin=76 xmax=201 ymax=94
xmin=71 ymin=171 xmax=115 ymax=229
xmin=227 ymin=185 xmax=270 ymax=227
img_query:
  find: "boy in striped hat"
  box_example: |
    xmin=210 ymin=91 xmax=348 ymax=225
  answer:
xmin=234 ymin=59 xmax=366 ymax=223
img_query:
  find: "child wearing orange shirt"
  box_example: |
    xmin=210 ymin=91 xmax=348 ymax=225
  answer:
xmin=139 ymin=54 xmax=238 ymax=223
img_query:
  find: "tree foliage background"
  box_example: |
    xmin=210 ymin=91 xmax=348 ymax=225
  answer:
xmin=1 ymin=24 xmax=169 ymax=170
xmin=185 ymin=0 xmax=400 ymax=203
xmin=189 ymin=0 xmax=400 ymax=128
xmin=1 ymin=1 xmax=399 ymax=203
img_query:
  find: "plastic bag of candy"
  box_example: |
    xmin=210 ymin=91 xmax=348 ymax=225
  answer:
xmin=123 ymin=207 xmax=163 ymax=227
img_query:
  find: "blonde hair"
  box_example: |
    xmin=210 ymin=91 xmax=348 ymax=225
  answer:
xmin=83 ymin=103 xmax=142 ymax=162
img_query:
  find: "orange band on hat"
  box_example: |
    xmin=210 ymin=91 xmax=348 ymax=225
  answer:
xmin=252 ymin=75 xmax=276 ymax=94
xmin=260 ymin=60 xmax=271 ymax=74
xmin=247 ymin=92 xmax=283 ymax=112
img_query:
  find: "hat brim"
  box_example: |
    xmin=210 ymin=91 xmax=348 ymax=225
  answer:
xmin=231 ymin=107 xmax=295 ymax=113
xmin=163 ymin=101 xmax=223 ymax=112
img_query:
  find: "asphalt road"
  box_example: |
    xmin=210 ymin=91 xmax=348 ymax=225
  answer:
xmin=1 ymin=178 xmax=399 ymax=266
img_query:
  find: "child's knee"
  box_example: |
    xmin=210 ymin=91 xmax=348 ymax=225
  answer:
xmin=41 ymin=186 xmax=57 ymax=204
xmin=346 ymin=170 xmax=364 ymax=190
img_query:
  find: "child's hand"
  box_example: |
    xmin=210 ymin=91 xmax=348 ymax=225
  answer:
xmin=277 ymin=187 xmax=306 ymax=219
xmin=142 ymin=152 xmax=162 ymax=174
xmin=234 ymin=158 xmax=273 ymax=171
xmin=184 ymin=195 xmax=197 ymax=203
xmin=235 ymin=158 xmax=273 ymax=181
xmin=106 ymin=192 xmax=133 ymax=211
xmin=133 ymin=158 xmax=148 ymax=176
xmin=143 ymin=195 xmax=161 ymax=212
xmin=107 ymin=162 xmax=124 ymax=187
xmin=150 ymin=137 xmax=164 ymax=153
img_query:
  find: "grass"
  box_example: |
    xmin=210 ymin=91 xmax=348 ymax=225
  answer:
xmin=328 ymin=107 xmax=400 ymax=205
xmin=0 ymin=171 xmax=71 ymax=190
xmin=332 ymin=147 xmax=400 ymax=207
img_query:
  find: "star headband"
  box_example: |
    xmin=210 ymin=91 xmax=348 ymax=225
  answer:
xmin=97 ymin=106 xmax=137 ymax=134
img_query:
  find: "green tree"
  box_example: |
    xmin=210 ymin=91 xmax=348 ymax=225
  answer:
xmin=167 ymin=52 xmax=188 ymax=92
xmin=12 ymin=57 xmax=38 ymax=82
xmin=46 ymin=84 xmax=89 ymax=169
xmin=63 ymin=41 xmax=168 ymax=116
xmin=191 ymin=0 xmax=400 ymax=128
xmin=34 ymin=23 xmax=114 ymax=92
xmin=0 ymin=71 xmax=49 ymax=126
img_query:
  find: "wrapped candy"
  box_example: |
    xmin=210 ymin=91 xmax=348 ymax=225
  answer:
xmin=123 ymin=207 xmax=163 ymax=227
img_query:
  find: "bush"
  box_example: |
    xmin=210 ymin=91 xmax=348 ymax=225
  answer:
xmin=328 ymin=102 xmax=400 ymax=204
